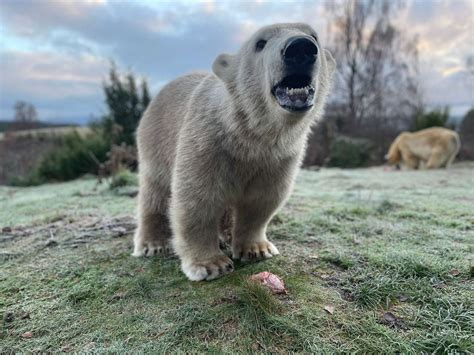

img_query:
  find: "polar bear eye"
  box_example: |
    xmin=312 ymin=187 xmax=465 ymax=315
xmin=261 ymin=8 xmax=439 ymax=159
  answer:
xmin=255 ymin=39 xmax=267 ymax=52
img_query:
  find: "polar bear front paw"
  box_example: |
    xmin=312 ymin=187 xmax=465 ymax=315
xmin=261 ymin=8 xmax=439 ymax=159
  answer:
xmin=132 ymin=240 xmax=172 ymax=257
xmin=232 ymin=240 xmax=279 ymax=261
xmin=182 ymin=255 xmax=234 ymax=281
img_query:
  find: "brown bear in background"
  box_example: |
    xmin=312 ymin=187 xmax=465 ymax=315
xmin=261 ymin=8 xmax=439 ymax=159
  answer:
xmin=385 ymin=127 xmax=460 ymax=170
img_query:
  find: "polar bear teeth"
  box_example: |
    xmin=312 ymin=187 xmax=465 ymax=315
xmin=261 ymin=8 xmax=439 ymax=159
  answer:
xmin=273 ymin=79 xmax=315 ymax=112
xmin=286 ymin=86 xmax=310 ymax=95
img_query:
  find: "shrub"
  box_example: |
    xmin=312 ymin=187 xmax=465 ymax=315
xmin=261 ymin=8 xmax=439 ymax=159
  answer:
xmin=11 ymin=132 xmax=110 ymax=185
xmin=98 ymin=143 xmax=137 ymax=182
xmin=413 ymin=107 xmax=452 ymax=131
xmin=108 ymin=168 xmax=138 ymax=190
xmin=102 ymin=63 xmax=151 ymax=146
xmin=459 ymin=108 xmax=474 ymax=160
xmin=327 ymin=135 xmax=374 ymax=168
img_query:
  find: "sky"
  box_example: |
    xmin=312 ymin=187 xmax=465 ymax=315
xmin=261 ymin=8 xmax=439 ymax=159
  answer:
xmin=0 ymin=0 xmax=473 ymax=124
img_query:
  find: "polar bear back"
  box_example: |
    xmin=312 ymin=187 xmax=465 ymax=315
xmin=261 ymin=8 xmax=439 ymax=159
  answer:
xmin=137 ymin=72 xmax=210 ymax=177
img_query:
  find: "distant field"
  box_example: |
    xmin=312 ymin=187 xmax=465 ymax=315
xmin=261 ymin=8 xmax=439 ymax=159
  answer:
xmin=0 ymin=126 xmax=93 ymax=185
xmin=1 ymin=165 xmax=473 ymax=352
xmin=0 ymin=120 xmax=77 ymax=133
xmin=0 ymin=126 xmax=91 ymax=141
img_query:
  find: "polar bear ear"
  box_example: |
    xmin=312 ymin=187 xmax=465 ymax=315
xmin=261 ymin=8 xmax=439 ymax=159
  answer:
xmin=213 ymin=53 xmax=236 ymax=83
xmin=323 ymin=49 xmax=336 ymax=76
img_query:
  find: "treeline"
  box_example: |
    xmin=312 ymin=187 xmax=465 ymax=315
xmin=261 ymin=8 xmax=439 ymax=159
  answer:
xmin=304 ymin=0 xmax=473 ymax=167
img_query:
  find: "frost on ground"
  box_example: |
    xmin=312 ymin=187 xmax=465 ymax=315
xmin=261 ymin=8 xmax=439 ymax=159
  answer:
xmin=1 ymin=164 xmax=473 ymax=353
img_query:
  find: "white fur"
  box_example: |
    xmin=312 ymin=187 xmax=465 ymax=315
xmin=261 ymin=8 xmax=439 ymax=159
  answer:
xmin=134 ymin=23 xmax=336 ymax=281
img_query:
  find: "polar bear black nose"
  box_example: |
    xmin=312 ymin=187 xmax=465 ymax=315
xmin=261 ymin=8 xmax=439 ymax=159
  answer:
xmin=283 ymin=36 xmax=318 ymax=68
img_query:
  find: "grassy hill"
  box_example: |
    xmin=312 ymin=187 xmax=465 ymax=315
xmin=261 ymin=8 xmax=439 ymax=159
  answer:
xmin=0 ymin=125 xmax=93 ymax=185
xmin=0 ymin=120 xmax=76 ymax=133
xmin=1 ymin=165 xmax=473 ymax=353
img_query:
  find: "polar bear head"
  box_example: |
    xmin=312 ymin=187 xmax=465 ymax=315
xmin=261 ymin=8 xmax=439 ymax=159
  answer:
xmin=213 ymin=23 xmax=336 ymax=121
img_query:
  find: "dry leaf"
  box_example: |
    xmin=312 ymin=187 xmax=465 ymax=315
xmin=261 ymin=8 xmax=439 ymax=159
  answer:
xmin=108 ymin=292 xmax=127 ymax=303
xmin=21 ymin=331 xmax=33 ymax=338
xmin=324 ymin=305 xmax=335 ymax=314
xmin=383 ymin=312 xmax=397 ymax=323
xmin=449 ymin=269 xmax=460 ymax=276
xmin=249 ymin=272 xmax=287 ymax=294
xmin=397 ymin=294 xmax=409 ymax=302
xmin=60 ymin=345 xmax=73 ymax=352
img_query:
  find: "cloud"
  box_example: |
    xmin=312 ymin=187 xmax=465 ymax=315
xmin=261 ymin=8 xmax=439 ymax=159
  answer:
xmin=0 ymin=50 xmax=108 ymax=122
xmin=0 ymin=0 xmax=327 ymax=78
xmin=0 ymin=0 xmax=472 ymax=121
xmin=395 ymin=0 xmax=473 ymax=111
xmin=0 ymin=1 xmax=245 ymax=120
xmin=1 ymin=1 xmax=248 ymax=79
xmin=0 ymin=0 xmax=329 ymax=121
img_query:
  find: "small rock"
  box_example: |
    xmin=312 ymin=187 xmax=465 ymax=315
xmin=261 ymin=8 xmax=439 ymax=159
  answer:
xmin=2 ymin=226 xmax=12 ymax=233
xmin=3 ymin=311 xmax=14 ymax=322
xmin=21 ymin=331 xmax=33 ymax=338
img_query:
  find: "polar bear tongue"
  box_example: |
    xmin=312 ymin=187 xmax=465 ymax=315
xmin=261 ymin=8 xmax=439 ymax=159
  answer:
xmin=274 ymin=85 xmax=315 ymax=111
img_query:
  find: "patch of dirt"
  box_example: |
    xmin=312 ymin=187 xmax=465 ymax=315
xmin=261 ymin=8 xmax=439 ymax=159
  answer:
xmin=379 ymin=311 xmax=407 ymax=330
xmin=0 ymin=215 xmax=136 ymax=258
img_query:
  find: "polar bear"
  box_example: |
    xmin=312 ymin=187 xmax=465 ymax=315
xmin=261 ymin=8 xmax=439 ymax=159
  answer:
xmin=385 ymin=127 xmax=460 ymax=170
xmin=133 ymin=23 xmax=336 ymax=281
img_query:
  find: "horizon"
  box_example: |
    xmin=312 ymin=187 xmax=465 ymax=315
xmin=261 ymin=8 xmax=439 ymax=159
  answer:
xmin=0 ymin=0 xmax=473 ymax=124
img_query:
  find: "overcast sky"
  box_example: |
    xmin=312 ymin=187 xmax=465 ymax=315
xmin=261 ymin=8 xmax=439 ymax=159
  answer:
xmin=0 ymin=0 xmax=472 ymax=124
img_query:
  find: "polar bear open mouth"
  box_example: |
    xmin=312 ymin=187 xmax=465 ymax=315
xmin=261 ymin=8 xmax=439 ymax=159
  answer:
xmin=272 ymin=74 xmax=315 ymax=112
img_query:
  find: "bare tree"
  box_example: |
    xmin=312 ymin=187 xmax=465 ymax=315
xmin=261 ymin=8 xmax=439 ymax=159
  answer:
xmin=465 ymin=55 xmax=474 ymax=107
xmin=466 ymin=55 xmax=474 ymax=77
xmin=14 ymin=101 xmax=38 ymax=123
xmin=325 ymin=0 xmax=422 ymax=135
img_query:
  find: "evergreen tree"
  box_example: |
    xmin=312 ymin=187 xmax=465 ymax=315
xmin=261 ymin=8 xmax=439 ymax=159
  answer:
xmin=140 ymin=80 xmax=151 ymax=113
xmin=102 ymin=63 xmax=151 ymax=145
xmin=413 ymin=107 xmax=451 ymax=131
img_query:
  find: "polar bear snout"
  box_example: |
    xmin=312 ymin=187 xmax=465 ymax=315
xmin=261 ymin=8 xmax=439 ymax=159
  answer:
xmin=283 ymin=36 xmax=318 ymax=69
xmin=270 ymin=35 xmax=320 ymax=113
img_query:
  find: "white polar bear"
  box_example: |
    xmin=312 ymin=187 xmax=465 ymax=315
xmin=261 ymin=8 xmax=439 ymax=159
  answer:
xmin=133 ymin=23 xmax=336 ymax=281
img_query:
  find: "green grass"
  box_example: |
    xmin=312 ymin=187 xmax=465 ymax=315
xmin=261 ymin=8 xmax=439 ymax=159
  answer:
xmin=1 ymin=164 xmax=473 ymax=353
